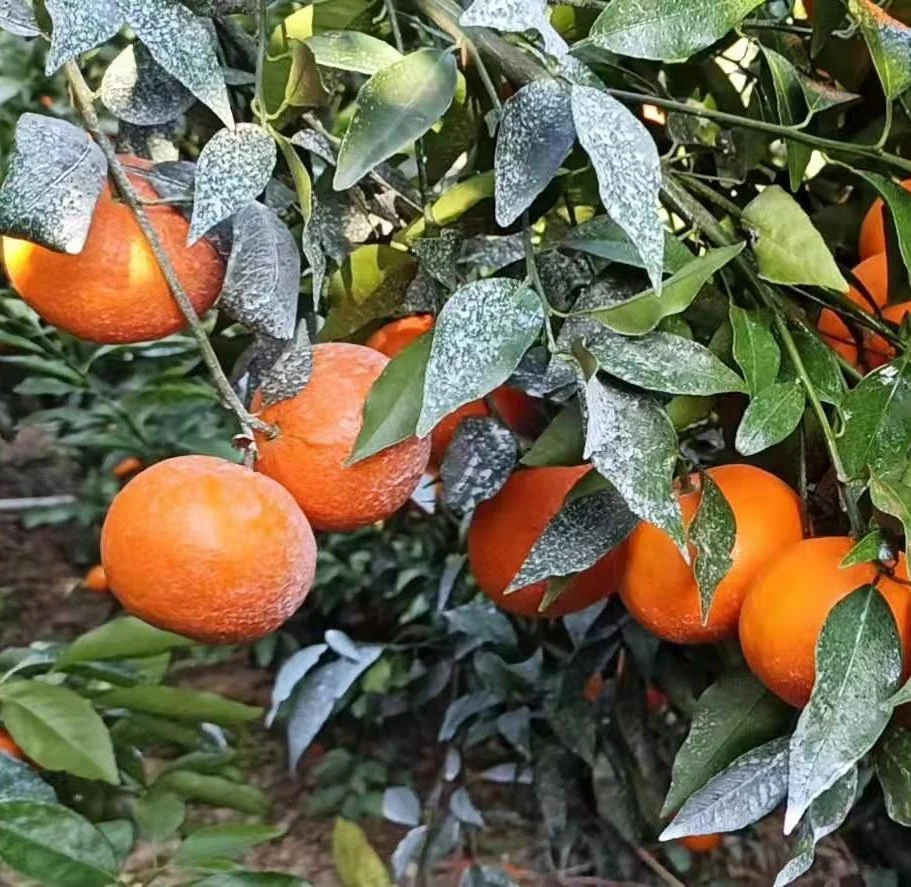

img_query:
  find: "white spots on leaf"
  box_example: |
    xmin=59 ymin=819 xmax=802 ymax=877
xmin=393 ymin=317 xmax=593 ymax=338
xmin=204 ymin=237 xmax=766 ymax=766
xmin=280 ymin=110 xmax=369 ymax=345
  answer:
xmin=45 ymin=0 xmax=123 ymax=74
xmin=461 ymin=0 xmax=568 ymax=57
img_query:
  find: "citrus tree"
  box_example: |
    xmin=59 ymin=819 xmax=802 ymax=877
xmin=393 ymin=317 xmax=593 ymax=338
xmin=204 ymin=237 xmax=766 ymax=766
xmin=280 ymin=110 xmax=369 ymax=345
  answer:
xmin=3 ymin=0 xmax=911 ymax=883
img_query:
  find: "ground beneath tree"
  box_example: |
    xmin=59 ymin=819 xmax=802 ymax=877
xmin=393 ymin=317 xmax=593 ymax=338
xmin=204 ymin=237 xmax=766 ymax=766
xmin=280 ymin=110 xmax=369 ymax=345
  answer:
xmin=0 ymin=429 xmax=861 ymax=886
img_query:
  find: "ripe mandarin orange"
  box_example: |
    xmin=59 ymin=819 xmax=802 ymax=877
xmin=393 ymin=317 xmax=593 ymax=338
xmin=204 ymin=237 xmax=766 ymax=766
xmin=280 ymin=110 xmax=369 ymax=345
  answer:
xmin=253 ymin=343 xmax=431 ymax=532
xmin=0 ymin=730 xmax=25 ymax=761
xmin=1 ymin=156 xmax=223 ymax=344
xmin=680 ymin=834 xmax=722 ymax=853
xmin=620 ymin=464 xmax=804 ymax=644
xmin=860 ymin=300 xmax=911 ymax=371
xmin=366 ymin=315 xmax=542 ymax=466
xmin=112 ymin=456 xmax=144 ymax=480
xmin=740 ymin=536 xmax=911 ymax=707
xmin=859 ymin=178 xmax=911 ymax=260
xmin=467 ymin=465 xmax=626 ymax=618
xmin=101 ymin=455 xmax=316 ymax=643
xmin=818 ymin=253 xmax=889 ymax=368
xmin=84 ymin=564 xmax=110 ymax=594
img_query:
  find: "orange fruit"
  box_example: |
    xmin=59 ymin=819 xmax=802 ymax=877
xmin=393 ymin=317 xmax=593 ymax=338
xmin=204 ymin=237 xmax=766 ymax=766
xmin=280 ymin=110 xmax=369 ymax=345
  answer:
xmin=84 ymin=564 xmax=110 ymax=594
xmin=646 ymin=687 xmax=668 ymax=712
xmin=1 ymin=156 xmax=224 ymax=344
xmin=366 ymin=315 xmax=543 ymax=467
xmin=859 ymin=179 xmax=911 ymax=260
xmin=680 ymin=834 xmax=722 ymax=853
xmin=860 ymin=300 xmax=911 ymax=370
xmin=253 ymin=343 xmax=431 ymax=532
xmin=620 ymin=465 xmax=804 ymax=644
xmin=0 ymin=730 xmax=25 ymax=761
xmin=584 ymin=673 xmax=606 ymax=702
xmin=740 ymin=536 xmax=911 ymax=707
xmin=467 ymin=465 xmax=626 ymax=618
xmin=101 ymin=455 xmax=316 ymax=643
xmin=817 ymin=253 xmax=890 ymax=369
xmin=112 ymin=456 xmax=144 ymax=480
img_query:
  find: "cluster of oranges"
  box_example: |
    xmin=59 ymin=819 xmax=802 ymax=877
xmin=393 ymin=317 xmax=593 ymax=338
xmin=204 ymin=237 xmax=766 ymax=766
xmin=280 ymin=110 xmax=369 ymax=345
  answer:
xmin=818 ymin=182 xmax=911 ymax=371
xmin=4 ymin=156 xmax=909 ymax=717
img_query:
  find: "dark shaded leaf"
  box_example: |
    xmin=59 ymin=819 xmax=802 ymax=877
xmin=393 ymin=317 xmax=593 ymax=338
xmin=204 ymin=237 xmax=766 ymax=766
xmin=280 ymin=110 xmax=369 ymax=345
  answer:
xmin=690 ymin=473 xmax=736 ymax=622
xmin=850 ymin=0 xmax=911 ymax=100
xmin=441 ymin=418 xmax=517 ymax=512
xmin=760 ymin=46 xmax=811 ymax=191
xmin=735 ymin=382 xmax=805 ymax=456
xmin=730 ymin=305 xmax=780 ymax=394
xmin=876 ymin=724 xmax=911 ymax=826
xmin=266 ymin=644 xmax=327 ymax=727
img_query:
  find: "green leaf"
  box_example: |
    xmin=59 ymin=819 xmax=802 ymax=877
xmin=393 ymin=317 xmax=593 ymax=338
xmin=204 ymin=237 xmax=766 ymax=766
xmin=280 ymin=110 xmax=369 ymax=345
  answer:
xmin=838 ymin=353 xmax=911 ymax=479
xmin=584 ymin=0 xmax=764 ymax=61
xmin=0 ymin=800 xmax=117 ymax=887
xmin=875 ymin=724 xmax=911 ymax=826
xmin=58 ymin=617 xmax=194 ymax=668
xmin=663 ymin=671 xmax=790 ymax=816
xmin=844 ymin=168 xmax=911 ymax=284
xmin=153 ymin=771 xmax=269 ymax=815
xmin=174 ymin=823 xmax=286 ymax=867
xmin=774 ymin=768 xmax=858 ymax=887
xmin=417 ymin=280 xmax=543 ymax=436
xmin=689 ymin=473 xmax=736 ymax=623
xmin=562 ymin=217 xmax=691 ymax=273
xmin=350 ymin=333 xmax=430 ymax=463
xmin=760 ymin=46 xmax=811 ymax=191
xmin=585 ymin=330 xmax=747 ymax=396
xmin=849 ymin=0 xmax=911 ymax=100
xmin=0 ymin=755 xmax=55 ymax=805
xmin=730 ymin=305 xmax=780 ymax=394
xmin=661 ymin=737 xmax=789 ymax=839
xmin=334 ymin=49 xmax=457 ymax=190
xmin=521 ymin=400 xmax=583 ymax=467
xmin=797 ymin=74 xmax=859 ymax=116
xmin=583 ymin=376 xmax=685 ymax=550
xmin=306 ymin=31 xmax=401 ymax=75
xmin=333 ymin=818 xmax=392 ymax=887
xmin=788 ymin=323 xmax=846 ymax=406
xmin=282 ymin=40 xmax=327 ymax=109
xmin=494 ymin=78 xmax=575 ymax=227
xmin=735 ymin=382 xmax=805 ymax=456
xmin=785 ymin=585 xmax=901 ymax=832
xmin=133 ymin=788 xmax=186 ymax=843
xmin=195 ymin=874 xmax=311 ymax=887
xmin=592 ymin=243 xmax=744 ymax=336
xmin=571 ymin=85 xmax=664 ymax=292
xmin=322 ymin=245 xmax=418 ymax=340
xmin=0 ymin=681 xmax=117 ymax=784
xmin=870 ymin=470 xmax=911 ymax=566
xmin=96 ymin=686 xmax=261 ymax=725
xmin=840 ymin=529 xmax=890 ymax=567
xmin=97 ymin=821 xmax=133 ymax=866
xmin=743 ymin=186 xmax=848 ymax=292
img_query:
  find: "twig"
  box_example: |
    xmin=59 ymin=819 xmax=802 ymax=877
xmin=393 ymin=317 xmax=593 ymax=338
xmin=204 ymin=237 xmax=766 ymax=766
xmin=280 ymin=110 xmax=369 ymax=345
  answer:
xmin=523 ymin=217 xmax=557 ymax=351
xmin=0 ymin=496 xmax=77 ymax=512
xmin=63 ymin=61 xmax=275 ymax=438
xmin=633 ymin=846 xmax=686 ymax=887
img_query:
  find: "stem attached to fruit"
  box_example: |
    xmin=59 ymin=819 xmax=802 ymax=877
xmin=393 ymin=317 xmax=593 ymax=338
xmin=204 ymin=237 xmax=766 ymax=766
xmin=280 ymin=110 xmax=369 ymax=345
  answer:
xmin=63 ymin=61 xmax=276 ymax=440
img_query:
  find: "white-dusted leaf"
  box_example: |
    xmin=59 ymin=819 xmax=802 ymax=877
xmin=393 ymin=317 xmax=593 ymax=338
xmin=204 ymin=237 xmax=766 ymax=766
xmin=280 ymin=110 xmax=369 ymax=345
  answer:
xmin=444 ymin=601 xmax=518 ymax=647
xmin=582 ymin=375 xmax=685 ymax=549
xmin=441 ymin=418 xmax=518 ymax=513
xmin=118 ymin=0 xmax=233 ymax=128
xmin=334 ymin=49 xmax=457 ymax=191
xmin=219 ymin=202 xmax=300 ymax=340
xmin=45 ymin=0 xmax=123 ymax=74
xmin=0 ymin=114 xmax=107 ymax=254
xmin=286 ymin=646 xmax=383 ymax=769
xmin=259 ymin=333 xmax=313 ymax=407
xmin=876 ymin=725 xmax=911 ymax=825
xmin=100 ymin=42 xmax=195 ymax=125
xmin=189 ymin=124 xmax=276 ymax=243
xmin=0 ymin=0 xmax=39 ymax=37
xmin=690 ymin=473 xmax=736 ymax=622
xmin=325 ymin=630 xmax=359 ymax=662
xmin=774 ymin=768 xmax=857 ymax=887
xmin=586 ymin=0 xmax=764 ymax=62
xmin=571 ymin=85 xmax=664 ymax=293
xmin=785 ymin=586 xmax=901 ymax=833
xmin=439 ymin=692 xmax=503 ymax=741
xmin=494 ymin=79 xmax=575 ymax=227
xmin=306 ymin=31 xmax=402 ymax=75
xmin=743 ymin=186 xmax=848 ymax=292
xmin=661 ymin=737 xmax=789 ymax=839
xmin=585 ymin=330 xmax=747 ymax=395
xmin=450 ymin=787 xmax=485 ymax=828
xmin=461 ymin=0 xmax=568 ymax=57
xmin=507 ymin=475 xmax=637 ymax=591
xmin=382 ymin=786 xmax=421 ymax=826
xmin=265 ymin=643 xmax=327 ymax=727
xmin=417 ymin=280 xmax=544 ymax=436
xmin=735 ymin=382 xmax=806 ymax=456
xmin=850 ymin=0 xmax=911 ymax=100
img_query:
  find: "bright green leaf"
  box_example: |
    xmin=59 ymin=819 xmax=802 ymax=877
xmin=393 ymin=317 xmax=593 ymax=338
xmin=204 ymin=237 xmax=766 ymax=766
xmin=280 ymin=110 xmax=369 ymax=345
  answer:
xmin=306 ymin=31 xmax=401 ymax=75
xmin=735 ymin=382 xmax=805 ymax=456
xmin=174 ymin=823 xmax=286 ymax=868
xmin=730 ymin=305 xmax=780 ymax=394
xmin=97 ymin=686 xmax=261 ymax=725
xmin=58 ymin=617 xmax=194 ymax=667
xmin=870 ymin=470 xmax=911 ymax=566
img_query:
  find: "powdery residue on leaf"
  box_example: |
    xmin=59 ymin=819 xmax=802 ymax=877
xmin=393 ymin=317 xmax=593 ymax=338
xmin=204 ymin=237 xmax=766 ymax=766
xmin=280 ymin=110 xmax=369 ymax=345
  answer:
xmin=461 ymin=0 xmax=568 ymax=57
xmin=441 ymin=418 xmax=518 ymax=513
xmin=45 ymin=0 xmax=123 ymax=74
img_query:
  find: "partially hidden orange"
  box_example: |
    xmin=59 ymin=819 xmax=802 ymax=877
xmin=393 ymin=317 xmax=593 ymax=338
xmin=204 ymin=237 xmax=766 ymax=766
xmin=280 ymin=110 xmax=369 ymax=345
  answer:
xmin=859 ymin=178 xmax=911 ymax=260
xmin=253 ymin=343 xmax=431 ymax=532
xmin=740 ymin=536 xmax=911 ymax=707
xmin=2 ymin=156 xmax=224 ymax=344
xmin=84 ymin=565 xmax=110 ymax=594
xmin=468 ymin=465 xmax=626 ymax=618
xmin=619 ymin=464 xmax=804 ymax=644
xmin=101 ymin=455 xmax=316 ymax=643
